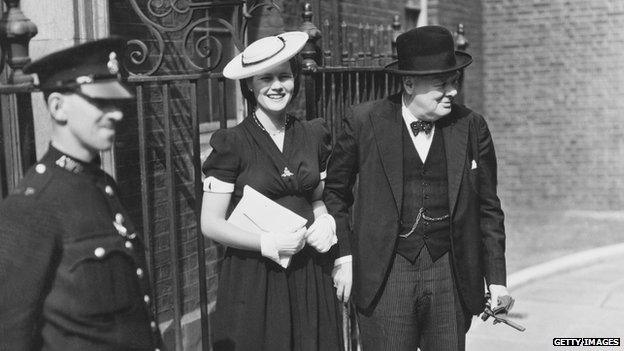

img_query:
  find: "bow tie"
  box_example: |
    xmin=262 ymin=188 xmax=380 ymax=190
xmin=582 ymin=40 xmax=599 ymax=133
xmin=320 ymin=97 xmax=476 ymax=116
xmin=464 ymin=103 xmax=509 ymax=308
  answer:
xmin=410 ymin=120 xmax=433 ymax=136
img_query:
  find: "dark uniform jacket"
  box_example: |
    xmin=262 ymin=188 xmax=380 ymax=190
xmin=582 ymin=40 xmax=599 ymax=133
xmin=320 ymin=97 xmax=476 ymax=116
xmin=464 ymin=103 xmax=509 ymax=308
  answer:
xmin=324 ymin=93 xmax=507 ymax=314
xmin=0 ymin=146 xmax=162 ymax=351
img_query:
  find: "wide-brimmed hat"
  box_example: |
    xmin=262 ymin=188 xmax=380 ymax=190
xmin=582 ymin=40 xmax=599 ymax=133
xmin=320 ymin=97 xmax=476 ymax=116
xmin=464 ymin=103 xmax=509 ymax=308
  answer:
xmin=23 ymin=37 xmax=134 ymax=99
xmin=385 ymin=25 xmax=472 ymax=76
xmin=223 ymin=31 xmax=308 ymax=80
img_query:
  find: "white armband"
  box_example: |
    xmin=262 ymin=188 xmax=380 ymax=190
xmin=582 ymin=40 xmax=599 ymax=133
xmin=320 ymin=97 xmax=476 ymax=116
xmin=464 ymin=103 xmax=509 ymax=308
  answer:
xmin=334 ymin=255 xmax=352 ymax=266
xmin=203 ymin=176 xmax=234 ymax=193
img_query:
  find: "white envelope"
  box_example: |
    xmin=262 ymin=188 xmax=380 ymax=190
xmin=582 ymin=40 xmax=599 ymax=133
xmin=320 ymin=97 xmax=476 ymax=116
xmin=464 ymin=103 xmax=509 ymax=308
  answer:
xmin=227 ymin=185 xmax=307 ymax=268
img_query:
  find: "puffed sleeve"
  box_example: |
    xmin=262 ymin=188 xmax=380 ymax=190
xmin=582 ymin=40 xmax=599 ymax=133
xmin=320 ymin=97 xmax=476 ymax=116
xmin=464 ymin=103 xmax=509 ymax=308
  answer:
xmin=309 ymin=118 xmax=332 ymax=180
xmin=201 ymin=129 xmax=240 ymax=193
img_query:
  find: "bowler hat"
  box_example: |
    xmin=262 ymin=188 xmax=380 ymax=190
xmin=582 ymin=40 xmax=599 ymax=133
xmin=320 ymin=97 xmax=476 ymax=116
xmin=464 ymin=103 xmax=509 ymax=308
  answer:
xmin=385 ymin=25 xmax=472 ymax=75
xmin=223 ymin=31 xmax=308 ymax=80
xmin=24 ymin=37 xmax=134 ymax=99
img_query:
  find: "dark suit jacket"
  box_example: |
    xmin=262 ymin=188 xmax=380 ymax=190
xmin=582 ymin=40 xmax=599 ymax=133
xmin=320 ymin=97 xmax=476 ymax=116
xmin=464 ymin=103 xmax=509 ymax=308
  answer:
xmin=324 ymin=93 xmax=507 ymax=314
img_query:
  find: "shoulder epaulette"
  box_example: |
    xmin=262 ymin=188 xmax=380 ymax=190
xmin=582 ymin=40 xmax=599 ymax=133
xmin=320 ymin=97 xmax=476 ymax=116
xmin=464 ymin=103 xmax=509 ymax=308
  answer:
xmin=10 ymin=163 xmax=55 ymax=199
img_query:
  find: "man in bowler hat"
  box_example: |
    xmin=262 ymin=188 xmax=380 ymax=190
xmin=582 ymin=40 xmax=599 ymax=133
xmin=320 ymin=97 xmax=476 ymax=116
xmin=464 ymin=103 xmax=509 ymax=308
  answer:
xmin=0 ymin=38 xmax=162 ymax=350
xmin=326 ymin=26 xmax=513 ymax=350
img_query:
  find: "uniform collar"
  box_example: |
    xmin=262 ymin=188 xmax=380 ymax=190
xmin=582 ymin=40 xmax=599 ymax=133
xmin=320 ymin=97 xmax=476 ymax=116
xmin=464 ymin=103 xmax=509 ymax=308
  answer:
xmin=42 ymin=144 xmax=103 ymax=176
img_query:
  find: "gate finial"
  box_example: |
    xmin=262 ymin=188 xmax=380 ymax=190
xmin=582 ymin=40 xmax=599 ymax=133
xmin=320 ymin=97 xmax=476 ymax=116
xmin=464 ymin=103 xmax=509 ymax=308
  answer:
xmin=299 ymin=2 xmax=321 ymax=71
xmin=391 ymin=14 xmax=402 ymax=60
xmin=454 ymin=23 xmax=468 ymax=51
xmin=0 ymin=0 xmax=38 ymax=84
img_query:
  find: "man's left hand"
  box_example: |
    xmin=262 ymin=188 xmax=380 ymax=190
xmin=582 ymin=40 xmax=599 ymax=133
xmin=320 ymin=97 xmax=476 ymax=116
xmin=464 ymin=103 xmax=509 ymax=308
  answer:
xmin=488 ymin=284 xmax=514 ymax=313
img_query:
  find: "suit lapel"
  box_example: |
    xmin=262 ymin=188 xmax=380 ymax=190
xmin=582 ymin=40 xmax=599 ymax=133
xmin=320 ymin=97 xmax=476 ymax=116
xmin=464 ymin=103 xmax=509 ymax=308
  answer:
xmin=370 ymin=94 xmax=403 ymax=214
xmin=442 ymin=106 xmax=470 ymax=216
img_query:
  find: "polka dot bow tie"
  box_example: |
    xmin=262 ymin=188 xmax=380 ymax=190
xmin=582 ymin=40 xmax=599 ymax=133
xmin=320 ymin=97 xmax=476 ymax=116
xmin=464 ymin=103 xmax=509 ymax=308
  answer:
xmin=410 ymin=120 xmax=433 ymax=136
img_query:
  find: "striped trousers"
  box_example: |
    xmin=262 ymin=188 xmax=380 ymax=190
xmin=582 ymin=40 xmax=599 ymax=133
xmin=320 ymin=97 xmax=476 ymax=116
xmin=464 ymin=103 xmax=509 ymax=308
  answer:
xmin=357 ymin=247 xmax=471 ymax=351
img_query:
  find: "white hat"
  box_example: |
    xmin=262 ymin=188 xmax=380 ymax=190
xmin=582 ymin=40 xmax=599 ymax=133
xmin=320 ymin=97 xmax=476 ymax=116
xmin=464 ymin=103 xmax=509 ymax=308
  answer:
xmin=223 ymin=31 xmax=309 ymax=80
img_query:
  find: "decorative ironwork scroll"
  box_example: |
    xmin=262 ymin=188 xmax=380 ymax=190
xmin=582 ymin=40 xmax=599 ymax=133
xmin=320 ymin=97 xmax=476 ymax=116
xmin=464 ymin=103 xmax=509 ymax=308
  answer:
xmin=125 ymin=0 xmax=280 ymax=76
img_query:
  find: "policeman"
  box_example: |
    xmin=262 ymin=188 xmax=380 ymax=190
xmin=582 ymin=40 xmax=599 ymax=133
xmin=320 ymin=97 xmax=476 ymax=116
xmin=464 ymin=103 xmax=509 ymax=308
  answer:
xmin=0 ymin=38 xmax=162 ymax=350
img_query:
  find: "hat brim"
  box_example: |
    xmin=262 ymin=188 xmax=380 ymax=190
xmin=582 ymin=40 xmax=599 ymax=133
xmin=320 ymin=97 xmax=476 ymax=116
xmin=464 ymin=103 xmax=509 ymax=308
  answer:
xmin=79 ymin=80 xmax=135 ymax=100
xmin=223 ymin=32 xmax=308 ymax=80
xmin=384 ymin=51 xmax=473 ymax=75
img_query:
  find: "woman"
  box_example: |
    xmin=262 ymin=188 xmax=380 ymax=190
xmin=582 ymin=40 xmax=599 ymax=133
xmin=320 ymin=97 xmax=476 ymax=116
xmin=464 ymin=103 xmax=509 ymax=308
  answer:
xmin=201 ymin=32 xmax=344 ymax=351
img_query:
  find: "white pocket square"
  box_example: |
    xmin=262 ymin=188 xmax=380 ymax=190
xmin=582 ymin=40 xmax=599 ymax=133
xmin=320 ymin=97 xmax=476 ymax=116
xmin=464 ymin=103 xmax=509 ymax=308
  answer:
xmin=471 ymin=160 xmax=478 ymax=170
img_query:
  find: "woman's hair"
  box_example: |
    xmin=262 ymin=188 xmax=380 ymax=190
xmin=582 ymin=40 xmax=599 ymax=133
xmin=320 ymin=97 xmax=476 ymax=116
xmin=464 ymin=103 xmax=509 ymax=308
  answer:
xmin=239 ymin=54 xmax=302 ymax=110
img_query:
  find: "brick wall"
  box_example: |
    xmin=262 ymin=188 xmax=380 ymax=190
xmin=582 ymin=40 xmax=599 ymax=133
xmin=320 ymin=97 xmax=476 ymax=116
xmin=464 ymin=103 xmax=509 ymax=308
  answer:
xmin=482 ymin=0 xmax=624 ymax=210
xmin=283 ymin=0 xmax=405 ymax=63
xmin=430 ymin=0 xmax=484 ymax=113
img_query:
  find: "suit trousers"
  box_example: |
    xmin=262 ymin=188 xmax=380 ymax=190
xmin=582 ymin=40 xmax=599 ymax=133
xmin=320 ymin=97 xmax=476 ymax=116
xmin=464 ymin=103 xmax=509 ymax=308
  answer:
xmin=357 ymin=247 xmax=471 ymax=351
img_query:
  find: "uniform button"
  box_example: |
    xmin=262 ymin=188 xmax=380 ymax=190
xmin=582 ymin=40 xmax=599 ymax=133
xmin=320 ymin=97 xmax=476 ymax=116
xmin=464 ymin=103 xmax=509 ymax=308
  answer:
xmin=137 ymin=268 xmax=144 ymax=278
xmin=113 ymin=221 xmax=128 ymax=236
xmin=105 ymin=185 xmax=114 ymax=196
xmin=24 ymin=187 xmax=36 ymax=196
xmin=424 ymin=195 xmax=430 ymax=199
xmin=424 ymin=222 xmax=430 ymax=226
xmin=115 ymin=213 xmax=124 ymax=223
xmin=128 ymin=233 xmax=137 ymax=239
xmin=94 ymin=247 xmax=106 ymax=258
xmin=125 ymin=241 xmax=134 ymax=250
xmin=35 ymin=164 xmax=46 ymax=174
xmin=144 ymin=295 xmax=151 ymax=304
xmin=155 ymin=349 xmax=161 ymax=351
xmin=150 ymin=321 xmax=157 ymax=330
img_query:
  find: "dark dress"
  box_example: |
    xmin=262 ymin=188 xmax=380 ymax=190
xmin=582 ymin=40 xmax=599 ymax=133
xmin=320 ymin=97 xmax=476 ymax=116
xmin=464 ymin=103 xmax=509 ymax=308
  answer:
xmin=202 ymin=115 xmax=342 ymax=351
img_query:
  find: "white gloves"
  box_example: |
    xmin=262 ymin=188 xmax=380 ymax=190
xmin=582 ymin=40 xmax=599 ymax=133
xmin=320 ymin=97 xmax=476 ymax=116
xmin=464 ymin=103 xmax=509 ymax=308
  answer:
xmin=306 ymin=213 xmax=337 ymax=253
xmin=259 ymin=213 xmax=336 ymax=267
xmin=260 ymin=227 xmax=306 ymax=265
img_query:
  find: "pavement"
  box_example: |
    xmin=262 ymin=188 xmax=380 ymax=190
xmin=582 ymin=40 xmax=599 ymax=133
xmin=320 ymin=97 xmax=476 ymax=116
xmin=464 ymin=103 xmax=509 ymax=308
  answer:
xmin=467 ymin=246 xmax=624 ymax=351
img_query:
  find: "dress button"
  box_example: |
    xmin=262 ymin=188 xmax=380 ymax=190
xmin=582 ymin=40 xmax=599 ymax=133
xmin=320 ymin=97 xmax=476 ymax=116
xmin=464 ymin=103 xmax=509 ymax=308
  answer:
xmin=105 ymin=185 xmax=114 ymax=196
xmin=35 ymin=164 xmax=46 ymax=174
xmin=144 ymin=295 xmax=151 ymax=304
xmin=94 ymin=247 xmax=106 ymax=258
xmin=125 ymin=241 xmax=133 ymax=250
xmin=137 ymin=268 xmax=144 ymax=278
